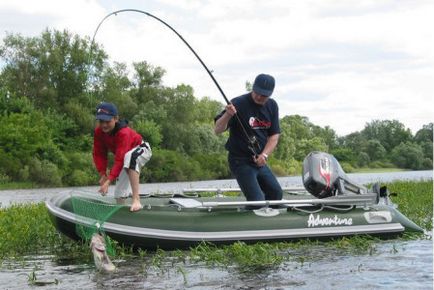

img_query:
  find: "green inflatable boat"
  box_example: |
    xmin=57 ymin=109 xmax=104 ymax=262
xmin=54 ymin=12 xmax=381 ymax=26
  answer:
xmin=46 ymin=152 xmax=423 ymax=250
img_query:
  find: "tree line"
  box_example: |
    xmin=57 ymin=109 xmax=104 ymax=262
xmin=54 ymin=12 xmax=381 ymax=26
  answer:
xmin=0 ymin=29 xmax=432 ymax=187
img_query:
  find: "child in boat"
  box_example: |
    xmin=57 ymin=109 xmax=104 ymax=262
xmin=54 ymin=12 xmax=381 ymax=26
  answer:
xmin=93 ymin=102 xmax=152 ymax=212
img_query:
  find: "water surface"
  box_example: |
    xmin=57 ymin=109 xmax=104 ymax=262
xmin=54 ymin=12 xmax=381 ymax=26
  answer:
xmin=0 ymin=170 xmax=432 ymax=289
xmin=1 ymin=240 xmax=432 ymax=289
xmin=0 ymin=170 xmax=432 ymax=206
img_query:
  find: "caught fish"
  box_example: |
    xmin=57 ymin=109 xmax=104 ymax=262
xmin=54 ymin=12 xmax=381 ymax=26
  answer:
xmin=90 ymin=233 xmax=116 ymax=272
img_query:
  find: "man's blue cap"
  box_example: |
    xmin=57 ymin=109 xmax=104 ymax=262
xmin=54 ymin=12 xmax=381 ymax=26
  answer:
xmin=96 ymin=102 xmax=118 ymax=121
xmin=252 ymin=74 xmax=275 ymax=97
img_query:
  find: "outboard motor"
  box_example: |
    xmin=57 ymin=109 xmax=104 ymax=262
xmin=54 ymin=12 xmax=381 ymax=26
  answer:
xmin=302 ymin=151 xmax=367 ymax=198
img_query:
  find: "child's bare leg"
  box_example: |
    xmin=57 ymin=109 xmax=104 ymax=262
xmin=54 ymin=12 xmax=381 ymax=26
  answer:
xmin=128 ymin=169 xmax=142 ymax=212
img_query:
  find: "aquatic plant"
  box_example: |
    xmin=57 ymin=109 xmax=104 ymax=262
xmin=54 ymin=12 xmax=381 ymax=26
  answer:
xmin=27 ymin=271 xmax=59 ymax=286
xmin=0 ymin=203 xmax=90 ymax=260
xmin=388 ymin=180 xmax=433 ymax=231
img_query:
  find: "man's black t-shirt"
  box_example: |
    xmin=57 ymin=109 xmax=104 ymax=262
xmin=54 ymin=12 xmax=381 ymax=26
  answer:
xmin=215 ymin=93 xmax=280 ymax=159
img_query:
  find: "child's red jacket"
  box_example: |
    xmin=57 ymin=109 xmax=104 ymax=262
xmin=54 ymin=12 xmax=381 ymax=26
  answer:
xmin=93 ymin=122 xmax=142 ymax=181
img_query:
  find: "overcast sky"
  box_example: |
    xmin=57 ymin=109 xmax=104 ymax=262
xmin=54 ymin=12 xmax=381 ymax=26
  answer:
xmin=0 ymin=0 xmax=433 ymax=136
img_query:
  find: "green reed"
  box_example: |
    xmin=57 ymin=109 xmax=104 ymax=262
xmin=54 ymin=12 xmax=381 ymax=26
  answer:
xmin=387 ymin=180 xmax=433 ymax=231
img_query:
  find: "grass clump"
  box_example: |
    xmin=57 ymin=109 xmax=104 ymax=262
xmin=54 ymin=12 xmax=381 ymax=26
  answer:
xmin=187 ymin=241 xmax=285 ymax=269
xmin=0 ymin=203 xmax=58 ymax=258
xmin=0 ymin=203 xmax=90 ymax=260
xmin=388 ymin=180 xmax=433 ymax=231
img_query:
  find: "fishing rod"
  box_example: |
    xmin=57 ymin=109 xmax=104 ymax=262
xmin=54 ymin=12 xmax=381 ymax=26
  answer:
xmin=90 ymin=9 xmax=260 ymax=156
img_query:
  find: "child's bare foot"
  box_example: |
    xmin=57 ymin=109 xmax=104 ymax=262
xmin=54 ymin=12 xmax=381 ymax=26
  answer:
xmin=130 ymin=200 xmax=143 ymax=212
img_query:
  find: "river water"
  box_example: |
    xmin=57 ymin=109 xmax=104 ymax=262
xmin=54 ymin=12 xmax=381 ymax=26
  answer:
xmin=0 ymin=170 xmax=432 ymax=207
xmin=0 ymin=170 xmax=433 ymax=289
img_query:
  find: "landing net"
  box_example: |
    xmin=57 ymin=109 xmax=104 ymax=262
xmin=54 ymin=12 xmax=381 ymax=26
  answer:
xmin=71 ymin=195 xmax=122 ymax=256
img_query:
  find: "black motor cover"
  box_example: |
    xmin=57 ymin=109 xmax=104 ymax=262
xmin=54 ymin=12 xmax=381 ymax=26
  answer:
xmin=302 ymin=151 xmax=345 ymax=198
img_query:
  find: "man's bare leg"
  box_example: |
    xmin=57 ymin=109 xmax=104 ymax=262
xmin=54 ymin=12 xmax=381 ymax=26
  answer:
xmin=128 ymin=169 xmax=142 ymax=212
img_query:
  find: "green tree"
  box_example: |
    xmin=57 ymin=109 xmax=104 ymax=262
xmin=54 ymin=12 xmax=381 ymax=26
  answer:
xmin=194 ymin=97 xmax=224 ymax=123
xmin=357 ymin=152 xmax=370 ymax=167
xmin=279 ymin=115 xmax=330 ymax=161
xmin=0 ymin=111 xmax=64 ymax=179
xmin=365 ymin=139 xmax=386 ymax=161
xmin=414 ymin=123 xmax=433 ymax=161
xmin=0 ymin=29 xmax=106 ymax=112
xmin=273 ymin=120 xmax=296 ymax=162
xmin=414 ymin=123 xmax=433 ymax=144
xmin=337 ymin=132 xmax=367 ymax=153
xmin=330 ymin=147 xmax=356 ymax=163
xmin=390 ymin=142 xmax=424 ymax=170
xmin=131 ymin=61 xmax=165 ymax=105
xmin=362 ymin=120 xmax=412 ymax=152
xmin=99 ymin=62 xmax=137 ymax=120
xmin=131 ymin=119 xmax=163 ymax=148
xmin=294 ymin=137 xmax=328 ymax=161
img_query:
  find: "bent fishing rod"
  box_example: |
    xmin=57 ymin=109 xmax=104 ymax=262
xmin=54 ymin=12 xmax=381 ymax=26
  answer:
xmin=90 ymin=9 xmax=260 ymax=156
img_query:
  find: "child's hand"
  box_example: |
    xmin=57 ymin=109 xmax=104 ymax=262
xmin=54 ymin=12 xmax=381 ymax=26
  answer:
xmin=98 ymin=179 xmax=110 ymax=196
xmin=99 ymin=175 xmax=108 ymax=186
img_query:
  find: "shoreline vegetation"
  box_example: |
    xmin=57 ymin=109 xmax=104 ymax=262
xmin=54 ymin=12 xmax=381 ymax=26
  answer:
xmin=0 ymin=29 xmax=432 ymax=189
xmin=0 ymin=180 xmax=432 ymax=269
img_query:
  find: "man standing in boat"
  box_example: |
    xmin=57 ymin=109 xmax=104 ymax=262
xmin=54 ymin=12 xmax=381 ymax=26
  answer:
xmin=93 ymin=102 xmax=152 ymax=212
xmin=214 ymin=73 xmax=283 ymax=205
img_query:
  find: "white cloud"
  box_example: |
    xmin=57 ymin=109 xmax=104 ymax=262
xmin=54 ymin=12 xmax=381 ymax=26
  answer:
xmin=0 ymin=0 xmax=105 ymax=36
xmin=0 ymin=0 xmax=433 ymax=135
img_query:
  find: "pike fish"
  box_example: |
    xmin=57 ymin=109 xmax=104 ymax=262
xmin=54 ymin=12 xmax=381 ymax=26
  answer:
xmin=90 ymin=233 xmax=116 ymax=272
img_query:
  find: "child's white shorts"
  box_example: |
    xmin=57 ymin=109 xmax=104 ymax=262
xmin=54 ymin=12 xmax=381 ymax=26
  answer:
xmin=114 ymin=142 xmax=152 ymax=198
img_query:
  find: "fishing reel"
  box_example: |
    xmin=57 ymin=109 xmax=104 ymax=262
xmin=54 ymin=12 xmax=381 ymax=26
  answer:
xmin=247 ymin=136 xmax=261 ymax=157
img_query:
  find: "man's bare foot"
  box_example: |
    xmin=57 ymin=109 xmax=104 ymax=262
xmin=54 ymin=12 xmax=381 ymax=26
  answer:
xmin=130 ymin=200 xmax=143 ymax=212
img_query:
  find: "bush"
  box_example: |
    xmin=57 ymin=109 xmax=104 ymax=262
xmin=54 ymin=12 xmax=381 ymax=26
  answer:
xmin=28 ymin=158 xmax=62 ymax=186
xmin=143 ymin=149 xmax=203 ymax=182
xmin=0 ymin=149 xmax=22 ymax=179
xmin=357 ymin=152 xmax=370 ymax=167
xmin=69 ymin=169 xmax=95 ymax=186
xmin=0 ymin=173 xmax=11 ymax=184
xmin=132 ymin=119 xmax=162 ymax=148
xmin=192 ymin=153 xmax=230 ymax=180
xmin=391 ymin=142 xmax=424 ymax=170
xmin=268 ymin=158 xmax=290 ymax=176
xmin=369 ymin=161 xmax=384 ymax=168
xmin=422 ymin=158 xmax=432 ymax=170
xmin=269 ymin=164 xmax=287 ymax=177
xmin=287 ymin=159 xmax=302 ymax=176
xmin=63 ymin=151 xmax=98 ymax=186
xmin=330 ymin=148 xmax=356 ymax=163
xmin=18 ymin=165 xmax=30 ymax=181
xmin=341 ymin=162 xmax=355 ymax=173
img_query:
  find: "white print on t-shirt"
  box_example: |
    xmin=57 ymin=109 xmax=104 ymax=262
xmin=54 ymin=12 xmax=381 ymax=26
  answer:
xmin=249 ymin=117 xmax=271 ymax=129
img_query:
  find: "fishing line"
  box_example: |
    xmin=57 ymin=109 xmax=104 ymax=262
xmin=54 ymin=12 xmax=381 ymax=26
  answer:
xmin=89 ymin=9 xmax=259 ymax=156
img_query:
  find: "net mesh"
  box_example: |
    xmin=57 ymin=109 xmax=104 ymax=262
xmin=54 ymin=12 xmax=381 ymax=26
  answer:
xmin=71 ymin=196 xmax=123 ymax=256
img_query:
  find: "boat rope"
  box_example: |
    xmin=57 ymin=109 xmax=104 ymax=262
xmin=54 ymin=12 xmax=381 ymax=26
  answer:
xmin=289 ymin=204 xmax=354 ymax=214
xmin=89 ymin=9 xmax=260 ymax=156
xmin=290 ymin=205 xmax=324 ymax=214
xmin=323 ymin=205 xmax=355 ymax=212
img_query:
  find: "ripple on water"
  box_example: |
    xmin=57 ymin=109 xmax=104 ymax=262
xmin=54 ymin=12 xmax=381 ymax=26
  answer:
xmin=1 ymin=239 xmax=431 ymax=289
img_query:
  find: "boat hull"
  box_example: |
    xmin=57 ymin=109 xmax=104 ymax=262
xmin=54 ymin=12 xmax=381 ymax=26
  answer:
xmin=46 ymin=192 xmax=423 ymax=250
